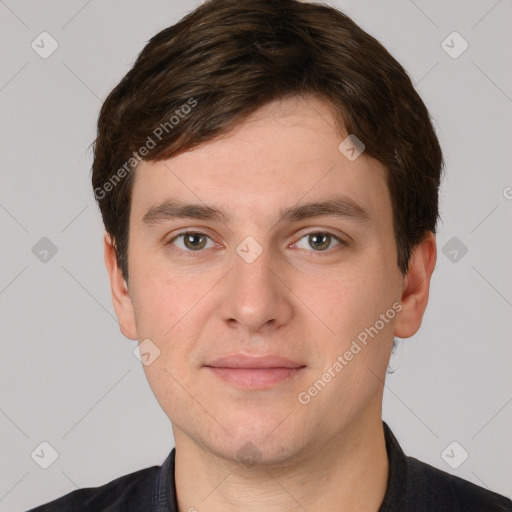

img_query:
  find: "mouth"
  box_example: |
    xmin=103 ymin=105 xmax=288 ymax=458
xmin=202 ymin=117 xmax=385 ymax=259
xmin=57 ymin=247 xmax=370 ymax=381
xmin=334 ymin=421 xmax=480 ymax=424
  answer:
xmin=205 ymin=367 xmax=306 ymax=389
xmin=204 ymin=354 xmax=306 ymax=389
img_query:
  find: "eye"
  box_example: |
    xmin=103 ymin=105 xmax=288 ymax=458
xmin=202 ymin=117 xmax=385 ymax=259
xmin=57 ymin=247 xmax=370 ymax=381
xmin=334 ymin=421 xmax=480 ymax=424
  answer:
xmin=166 ymin=229 xmax=347 ymax=257
xmin=292 ymin=231 xmax=346 ymax=252
xmin=167 ymin=231 xmax=216 ymax=253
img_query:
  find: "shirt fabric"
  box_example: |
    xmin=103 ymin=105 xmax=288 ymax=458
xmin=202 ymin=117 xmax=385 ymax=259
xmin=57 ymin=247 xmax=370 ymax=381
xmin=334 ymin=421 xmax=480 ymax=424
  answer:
xmin=27 ymin=421 xmax=512 ymax=511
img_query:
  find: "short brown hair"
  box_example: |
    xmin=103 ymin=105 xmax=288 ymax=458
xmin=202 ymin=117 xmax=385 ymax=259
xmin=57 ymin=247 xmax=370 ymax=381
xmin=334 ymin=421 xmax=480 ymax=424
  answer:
xmin=91 ymin=0 xmax=443 ymax=283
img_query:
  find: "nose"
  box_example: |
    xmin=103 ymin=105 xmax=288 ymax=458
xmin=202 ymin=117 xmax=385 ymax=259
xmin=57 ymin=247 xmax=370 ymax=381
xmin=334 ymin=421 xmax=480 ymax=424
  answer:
xmin=220 ymin=238 xmax=294 ymax=334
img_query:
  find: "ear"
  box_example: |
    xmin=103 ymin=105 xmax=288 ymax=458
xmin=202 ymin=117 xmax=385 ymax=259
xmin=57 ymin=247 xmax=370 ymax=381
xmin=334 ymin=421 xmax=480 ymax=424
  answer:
xmin=103 ymin=232 xmax=138 ymax=340
xmin=394 ymin=231 xmax=437 ymax=338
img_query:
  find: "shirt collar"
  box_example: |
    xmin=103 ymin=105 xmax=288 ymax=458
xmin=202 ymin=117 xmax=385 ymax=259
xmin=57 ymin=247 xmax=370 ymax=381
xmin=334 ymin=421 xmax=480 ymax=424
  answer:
xmin=151 ymin=446 xmax=177 ymax=511
xmin=378 ymin=421 xmax=408 ymax=511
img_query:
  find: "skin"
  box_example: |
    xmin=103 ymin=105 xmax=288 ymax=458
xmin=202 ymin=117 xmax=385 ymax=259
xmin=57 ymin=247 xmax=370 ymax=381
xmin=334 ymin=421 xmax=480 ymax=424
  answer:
xmin=104 ymin=94 xmax=437 ymax=512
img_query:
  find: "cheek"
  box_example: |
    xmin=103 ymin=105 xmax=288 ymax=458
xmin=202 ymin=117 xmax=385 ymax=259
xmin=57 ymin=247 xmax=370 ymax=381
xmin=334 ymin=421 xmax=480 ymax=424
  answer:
xmin=129 ymin=250 xmax=204 ymax=335
xmin=128 ymin=256 xmax=218 ymax=372
xmin=130 ymin=267 xmax=208 ymax=412
xmin=318 ymin=268 xmax=389 ymax=328
xmin=303 ymin=259 xmax=398 ymax=361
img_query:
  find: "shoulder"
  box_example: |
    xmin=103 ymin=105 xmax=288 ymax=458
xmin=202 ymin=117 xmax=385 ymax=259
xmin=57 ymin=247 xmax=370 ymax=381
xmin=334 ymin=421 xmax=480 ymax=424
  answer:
xmin=406 ymin=455 xmax=512 ymax=511
xmin=25 ymin=463 xmax=160 ymax=511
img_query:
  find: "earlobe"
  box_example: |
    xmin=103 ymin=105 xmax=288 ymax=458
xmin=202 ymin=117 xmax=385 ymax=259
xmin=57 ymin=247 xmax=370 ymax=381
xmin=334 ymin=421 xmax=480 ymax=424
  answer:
xmin=103 ymin=232 xmax=138 ymax=340
xmin=394 ymin=232 xmax=437 ymax=339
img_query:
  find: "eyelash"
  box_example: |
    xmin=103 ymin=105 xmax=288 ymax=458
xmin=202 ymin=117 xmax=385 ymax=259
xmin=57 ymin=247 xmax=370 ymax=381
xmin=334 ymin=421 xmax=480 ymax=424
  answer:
xmin=165 ymin=229 xmax=348 ymax=258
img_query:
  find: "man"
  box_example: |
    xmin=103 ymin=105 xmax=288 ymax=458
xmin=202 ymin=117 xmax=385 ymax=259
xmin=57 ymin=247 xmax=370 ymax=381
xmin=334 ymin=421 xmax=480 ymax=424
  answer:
xmin=28 ymin=0 xmax=512 ymax=510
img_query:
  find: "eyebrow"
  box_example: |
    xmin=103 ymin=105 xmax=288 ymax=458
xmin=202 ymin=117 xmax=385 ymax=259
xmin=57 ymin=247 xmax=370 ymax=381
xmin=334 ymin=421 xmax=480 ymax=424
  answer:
xmin=141 ymin=196 xmax=370 ymax=227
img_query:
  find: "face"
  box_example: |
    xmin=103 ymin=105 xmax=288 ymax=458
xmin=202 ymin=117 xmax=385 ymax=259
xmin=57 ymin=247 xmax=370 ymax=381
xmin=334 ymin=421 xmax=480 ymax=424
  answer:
xmin=106 ymin=95 xmax=434 ymax=466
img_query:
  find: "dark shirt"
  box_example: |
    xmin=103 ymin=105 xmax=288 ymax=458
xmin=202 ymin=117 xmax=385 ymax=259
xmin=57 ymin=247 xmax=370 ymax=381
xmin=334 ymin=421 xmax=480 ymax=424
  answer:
xmin=27 ymin=421 xmax=512 ymax=511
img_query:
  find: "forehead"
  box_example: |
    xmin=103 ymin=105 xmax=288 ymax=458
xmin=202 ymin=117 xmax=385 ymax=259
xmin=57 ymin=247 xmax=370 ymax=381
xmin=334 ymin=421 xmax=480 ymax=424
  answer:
xmin=130 ymin=96 xmax=390 ymax=224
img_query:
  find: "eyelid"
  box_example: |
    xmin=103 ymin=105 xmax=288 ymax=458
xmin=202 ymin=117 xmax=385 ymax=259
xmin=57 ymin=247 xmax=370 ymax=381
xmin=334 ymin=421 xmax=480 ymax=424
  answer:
xmin=292 ymin=226 xmax=350 ymax=243
xmin=165 ymin=226 xmax=215 ymax=242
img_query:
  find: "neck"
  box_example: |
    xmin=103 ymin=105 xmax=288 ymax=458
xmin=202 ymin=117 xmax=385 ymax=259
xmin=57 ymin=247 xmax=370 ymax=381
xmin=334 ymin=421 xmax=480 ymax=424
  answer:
xmin=173 ymin=411 xmax=389 ymax=512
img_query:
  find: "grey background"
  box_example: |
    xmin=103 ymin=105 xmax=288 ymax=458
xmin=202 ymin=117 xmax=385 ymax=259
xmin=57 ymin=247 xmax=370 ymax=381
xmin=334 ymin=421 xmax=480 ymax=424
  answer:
xmin=0 ymin=0 xmax=511 ymax=510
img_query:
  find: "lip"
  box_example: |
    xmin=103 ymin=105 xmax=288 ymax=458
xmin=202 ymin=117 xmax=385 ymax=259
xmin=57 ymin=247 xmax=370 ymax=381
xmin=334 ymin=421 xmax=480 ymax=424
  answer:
xmin=206 ymin=367 xmax=305 ymax=389
xmin=205 ymin=354 xmax=305 ymax=369
xmin=204 ymin=355 xmax=306 ymax=389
